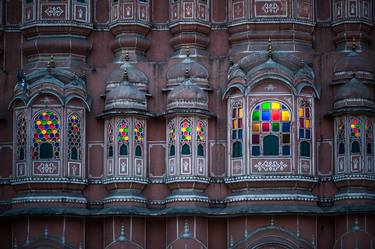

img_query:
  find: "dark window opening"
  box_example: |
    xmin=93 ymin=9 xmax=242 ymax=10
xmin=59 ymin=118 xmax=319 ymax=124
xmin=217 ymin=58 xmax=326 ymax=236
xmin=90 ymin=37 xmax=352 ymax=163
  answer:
xmin=338 ymin=142 xmax=345 ymax=155
xmin=197 ymin=144 xmax=204 ymax=156
xmin=351 ymin=141 xmax=360 ymax=154
xmin=263 ymin=135 xmax=279 ymax=156
xmin=181 ymin=144 xmax=191 ymax=155
xmin=169 ymin=145 xmax=175 ymax=157
xmin=300 ymin=141 xmax=310 ymax=157
xmin=70 ymin=147 xmax=78 ymax=160
xmin=135 ymin=145 xmax=142 ymax=157
xmin=120 ymin=144 xmax=128 ymax=156
xmin=40 ymin=143 xmax=53 ymax=159
xmin=232 ymin=141 xmax=242 ymax=158
xmin=19 ymin=147 xmax=25 ymax=161
xmin=108 ymin=145 xmax=113 ymax=158
xmin=367 ymin=143 xmax=372 ymax=155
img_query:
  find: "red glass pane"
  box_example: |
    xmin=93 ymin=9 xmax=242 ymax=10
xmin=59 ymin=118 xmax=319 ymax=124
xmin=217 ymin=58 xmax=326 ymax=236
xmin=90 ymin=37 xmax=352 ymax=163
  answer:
xmin=272 ymin=110 xmax=280 ymax=121
xmin=305 ymin=108 xmax=310 ymax=118
xmin=252 ymin=135 xmax=260 ymax=144
xmin=232 ymin=109 xmax=237 ymax=118
xmin=300 ymin=118 xmax=304 ymax=128
xmin=238 ymin=118 xmax=243 ymax=128
xmin=262 ymin=123 xmax=270 ymax=132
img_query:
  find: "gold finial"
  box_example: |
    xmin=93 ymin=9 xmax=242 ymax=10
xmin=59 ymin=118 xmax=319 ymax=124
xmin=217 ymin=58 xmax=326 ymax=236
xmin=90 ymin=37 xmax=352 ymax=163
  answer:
xmin=47 ymin=55 xmax=55 ymax=69
xmin=125 ymin=50 xmax=130 ymax=61
xmin=184 ymin=67 xmax=190 ymax=78
xmin=186 ymin=46 xmax=190 ymax=57
xmin=268 ymin=37 xmax=273 ymax=58
xmin=123 ymin=68 xmax=129 ymax=81
xmin=352 ymin=37 xmax=357 ymax=51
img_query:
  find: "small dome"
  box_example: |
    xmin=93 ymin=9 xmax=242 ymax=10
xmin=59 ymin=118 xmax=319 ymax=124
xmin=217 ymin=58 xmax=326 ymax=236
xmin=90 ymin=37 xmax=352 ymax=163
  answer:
xmin=167 ymin=53 xmax=209 ymax=89
xmin=167 ymin=74 xmax=208 ymax=111
xmin=335 ymin=77 xmax=372 ymax=101
xmin=105 ymin=71 xmax=147 ymax=111
xmin=334 ymin=51 xmax=373 ymax=74
xmin=107 ymin=60 xmax=148 ymax=92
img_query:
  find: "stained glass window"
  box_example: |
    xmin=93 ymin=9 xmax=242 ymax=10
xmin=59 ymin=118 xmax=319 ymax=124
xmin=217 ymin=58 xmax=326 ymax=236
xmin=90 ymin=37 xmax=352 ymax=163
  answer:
xmin=68 ymin=113 xmax=81 ymax=160
xmin=16 ymin=112 xmax=26 ymax=161
xmin=134 ymin=120 xmax=144 ymax=157
xmin=180 ymin=118 xmax=192 ymax=155
xmin=299 ymin=101 xmax=311 ymax=157
xmin=168 ymin=120 xmax=176 ymax=157
xmin=232 ymin=101 xmax=243 ymax=158
xmin=251 ymin=101 xmax=291 ymax=156
xmin=350 ymin=118 xmax=361 ymax=154
xmin=196 ymin=120 xmax=206 ymax=157
xmin=337 ymin=119 xmax=345 ymax=155
xmin=366 ymin=120 xmax=373 ymax=155
xmin=118 ymin=119 xmax=129 ymax=156
xmin=32 ymin=111 xmax=60 ymax=160
xmin=107 ymin=122 xmax=114 ymax=158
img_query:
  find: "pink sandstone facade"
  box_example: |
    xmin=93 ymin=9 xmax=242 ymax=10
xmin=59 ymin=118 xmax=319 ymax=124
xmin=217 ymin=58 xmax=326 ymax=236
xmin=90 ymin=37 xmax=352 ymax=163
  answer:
xmin=0 ymin=0 xmax=375 ymax=248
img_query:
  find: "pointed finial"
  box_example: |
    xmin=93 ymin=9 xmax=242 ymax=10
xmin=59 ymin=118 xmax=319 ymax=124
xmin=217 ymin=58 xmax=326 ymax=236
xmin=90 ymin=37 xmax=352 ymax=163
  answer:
xmin=186 ymin=46 xmax=190 ymax=57
xmin=268 ymin=37 xmax=273 ymax=58
xmin=229 ymin=235 xmax=234 ymax=248
xmin=125 ymin=50 xmax=130 ymax=62
xmin=184 ymin=67 xmax=190 ymax=79
xmin=270 ymin=216 xmax=275 ymax=226
xmin=47 ymin=55 xmax=55 ymax=69
xmin=352 ymin=217 xmax=360 ymax=232
xmin=182 ymin=219 xmax=191 ymax=238
xmin=13 ymin=238 xmax=17 ymax=249
xmin=352 ymin=37 xmax=357 ymax=51
xmin=118 ymin=224 xmax=126 ymax=241
xmin=243 ymin=228 xmax=249 ymax=239
xmin=44 ymin=225 xmax=48 ymax=238
xmin=123 ymin=68 xmax=129 ymax=81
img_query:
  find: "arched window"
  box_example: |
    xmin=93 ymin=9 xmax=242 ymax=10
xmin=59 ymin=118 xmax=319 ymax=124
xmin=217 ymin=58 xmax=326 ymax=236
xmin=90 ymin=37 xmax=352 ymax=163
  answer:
xmin=168 ymin=120 xmax=176 ymax=157
xmin=251 ymin=101 xmax=291 ymax=156
xmin=337 ymin=120 xmax=345 ymax=155
xmin=231 ymin=102 xmax=243 ymax=158
xmin=107 ymin=122 xmax=114 ymax=158
xmin=32 ymin=111 xmax=60 ymax=160
xmin=169 ymin=145 xmax=175 ymax=156
xmin=350 ymin=118 xmax=361 ymax=155
xmin=118 ymin=119 xmax=129 ymax=157
xmin=196 ymin=120 xmax=206 ymax=157
xmin=108 ymin=145 xmax=114 ymax=158
xmin=366 ymin=120 xmax=373 ymax=155
xmin=68 ymin=113 xmax=81 ymax=160
xmin=134 ymin=119 xmax=144 ymax=157
xmin=180 ymin=118 xmax=192 ymax=155
xmin=16 ymin=112 xmax=27 ymax=161
xmin=338 ymin=142 xmax=345 ymax=155
xmin=299 ymin=101 xmax=311 ymax=158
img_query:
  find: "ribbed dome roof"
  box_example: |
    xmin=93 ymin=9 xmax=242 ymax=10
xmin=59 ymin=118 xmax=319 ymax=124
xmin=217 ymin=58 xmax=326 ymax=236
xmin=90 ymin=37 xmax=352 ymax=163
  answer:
xmin=335 ymin=76 xmax=372 ymax=102
xmin=167 ymin=69 xmax=208 ymax=111
xmin=334 ymin=51 xmax=373 ymax=74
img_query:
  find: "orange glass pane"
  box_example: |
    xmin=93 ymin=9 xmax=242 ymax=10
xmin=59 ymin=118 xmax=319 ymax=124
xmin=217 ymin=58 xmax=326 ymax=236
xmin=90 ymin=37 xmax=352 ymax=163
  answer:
xmin=305 ymin=119 xmax=310 ymax=129
xmin=232 ymin=119 xmax=237 ymax=129
xmin=299 ymin=108 xmax=304 ymax=117
xmin=238 ymin=108 xmax=243 ymax=118
xmin=252 ymin=123 xmax=260 ymax=133
xmin=282 ymin=111 xmax=290 ymax=121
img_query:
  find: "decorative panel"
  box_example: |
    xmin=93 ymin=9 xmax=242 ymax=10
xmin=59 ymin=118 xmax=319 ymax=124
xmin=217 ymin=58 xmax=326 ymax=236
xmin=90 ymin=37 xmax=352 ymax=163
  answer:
xmin=297 ymin=0 xmax=313 ymax=19
xmin=254 ymin=0 xmax=288 ymax=17
xmin=68 ymin=162 xmax=81 ymax=177
xmin=33 ymin=161 xmax=60 ymax=176
xmin=40 ymin=1 xmax=68 ymax=20
xmin=251 ymin=158 xmax=292 ymax=173
xmin=119 ymin=158 xmax=129 ymax=175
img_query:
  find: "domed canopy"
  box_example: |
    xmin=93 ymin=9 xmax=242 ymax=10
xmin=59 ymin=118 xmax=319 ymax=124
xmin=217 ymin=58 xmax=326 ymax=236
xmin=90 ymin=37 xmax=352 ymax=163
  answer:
xmin=167 ymin=51 xmax=209 ymax=89
xmin=334 ymin=51 xmax=373 ymax=74
xmin=107 ymin=56 xmax=149 ymax=92
xmin=105 ymin=70 xmax=147 ymax=112
xmin=167 ymin=71 xmax=208 ymax=111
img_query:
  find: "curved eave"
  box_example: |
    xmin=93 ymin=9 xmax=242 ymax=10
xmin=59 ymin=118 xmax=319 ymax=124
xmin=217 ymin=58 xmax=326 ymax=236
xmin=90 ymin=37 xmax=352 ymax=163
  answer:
xmin=65 ymin=94 xmax=92 ymax=111
xmin=295 ymin=81 xmax=321 ymax=99
xmin=222 ymin=83 xmax=246 ymax=100
xmin=328 ymin=107 xmax=375 ymax=117
xmin=97 ymin=109 xmax=154 ymax=119
xmin=8 ymin=95 xmax=29 ymax=110
xmin=245 ymin=74 xmax=297 ymax=95
xmin=160 ymin=108 xmax=216 ymax=118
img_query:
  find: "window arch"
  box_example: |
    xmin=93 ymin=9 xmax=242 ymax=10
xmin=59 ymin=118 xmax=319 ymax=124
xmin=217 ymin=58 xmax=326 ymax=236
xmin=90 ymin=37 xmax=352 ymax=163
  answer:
xmin=107 ymin=122 xmax=114 ymax=158
xmin=68 ymin=113 xmax=81 ymax=160
xmin=251 ymin=101 xmax=291 ymax=156
xmin=32 ymin=111 xmax=61 ymax=160
xmin=180 ymin=118 xmax=192 ymax=155
xmin=168 ymin=120 xmax=176 ymax=157
xmin=118 ymin=119 xmax=130 ymax=157
xmin=231 ymin=101 xmax=243 ymax=158
xmin=337 ymin=119 xmax=345 ymax=155
xmin=299 ymin=101 xmax=312 ymax=158
xmin=134 ymin=119 xmax=144 ymax=157
xmin=350 ymin=118 xmax=361 ymax=155
xmin=366 ymin=120 xmax=373 ymax=156
xmin=196 ymin=120 xmax=206 ymax=157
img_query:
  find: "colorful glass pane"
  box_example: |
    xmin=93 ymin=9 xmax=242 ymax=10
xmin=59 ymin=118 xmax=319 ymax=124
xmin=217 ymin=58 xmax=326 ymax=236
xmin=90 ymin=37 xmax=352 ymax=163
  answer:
xmin=180 ymin=119 xmax=192 ymax=143
xmin=350 ymin=118 xmax=361 ymax=138
xmin=196 ymin=120 xmax=206 ymax=143
xmin=68 ymin=113 xmax=81 ymax=160
xmin=271 ymin=102 xmax=281 ymax=110
xmin=262 ymin=111 xmax=270 ymax=121
xmin=253 ymin=123 xmax=260 ymax=133
xmin=281 ymin=111 xmax=290 ymax=121
xmin=134 ymin=120 xmax=144 ymax=144
xmin=32 ymin=111 xmax=60 ymax=159
xmin=168 ymin=120 xmax=176 ymax=145
xmin=271 ymin=110 xmax=280 ymax=121
xmin=118 ymin=119 xmax=130 ymax=143
xmin=231 ymin=102 xmax=243 ymax=157
xmin=261 ymin=102 xmax=270 ymax=110
xmin=262 ymin=123 xmax=270 ymax=132
xmin=252 ymin=111 xmax=260 ymax=121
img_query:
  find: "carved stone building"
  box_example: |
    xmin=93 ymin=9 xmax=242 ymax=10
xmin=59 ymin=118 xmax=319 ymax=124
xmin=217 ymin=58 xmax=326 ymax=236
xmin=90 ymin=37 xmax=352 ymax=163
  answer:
xmin=0 ymin=0 xmax=374 ymax=248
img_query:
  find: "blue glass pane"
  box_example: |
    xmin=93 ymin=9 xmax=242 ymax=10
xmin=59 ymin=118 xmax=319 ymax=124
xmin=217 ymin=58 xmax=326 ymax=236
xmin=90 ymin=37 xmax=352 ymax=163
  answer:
xmin=282 ymin=122 xmax=290 ymax=132
xmin=255 ymin=105 xmax=260 ymax=110
xmin=252 ymin=146 xmax=260 ymax=156
xmin=282 ymin=146 xmax=290 ymax=155
xmin=306 ymin=129 xmax=311 ymax=139
xmin=34 ymin=125 xmax=38 ymax=129
xmin=232 ymin=130 xmax=237 ymax=139
xmin=282 ymin=105 xmax=287 ymax=110
xmin=299 ymin=128 xmax=304 ymax=139
xmin=262 ymin=111 xmax=270 ymax=121
xmin=238 ymin=130 xmax=243 ymax=139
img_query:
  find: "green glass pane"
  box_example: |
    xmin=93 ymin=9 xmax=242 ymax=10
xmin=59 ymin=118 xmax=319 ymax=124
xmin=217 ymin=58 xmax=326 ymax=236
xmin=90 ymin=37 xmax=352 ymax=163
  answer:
xmin=124 ymin=128 xmax=128 ymax=132
xmin=261 ymin=102 xmax=270 ymax=110
xmin=272 ymin=122 xmax=280 ymax=132
xmin=187 ymin=127 xmax=191 ymax=132
xmin=252 ymin=111 xmax=260 ymax=121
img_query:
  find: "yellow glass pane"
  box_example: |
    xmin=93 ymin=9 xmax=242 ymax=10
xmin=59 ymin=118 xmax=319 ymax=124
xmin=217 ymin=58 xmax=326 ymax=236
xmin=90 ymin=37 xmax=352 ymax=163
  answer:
xmin=42 ymin=130 xmax=46 ymax=134
xmin=119 ymin=128 xmax=123 ymax=132
xmin=282 ymin=111 xmax=290 ymax=121
xmin=238 ymin=108 xmax=243 ymax=118
xmin=186 ymin=135 xmax=191 ymax=140
xmin=299 ymin=108 xmax=304 ymax=117
xmin=252 ymin=123 xmax=260 ymax=132
xmin=305 ymin=119 xmax=310 ymax=129
xmin=272 ymin=102 xmax=281 ymax=110
xmin=232 ymin=119 xmax=237 ymax=129
xmin=355 ymin=133 xmax=360 ymax=138
xmin=36 ymin=121 xmax=42 ymax=125
xmin=350 ymin=124 xmax=355 ymax=129
xmin=181 ymin=127 xmax=186 ymax=132
xmin=125 ymin=136 xmax=129 ymax=141
xmin=196 ymin=127 xmax=201 ymax=132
